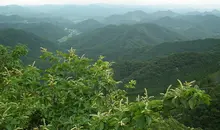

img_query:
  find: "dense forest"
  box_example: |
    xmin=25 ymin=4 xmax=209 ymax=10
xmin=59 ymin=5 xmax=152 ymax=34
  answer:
xmin=0 ymin=4 xmax=220 ymax=130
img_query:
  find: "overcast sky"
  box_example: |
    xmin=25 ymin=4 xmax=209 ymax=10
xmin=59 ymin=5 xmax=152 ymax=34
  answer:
xmin=0 ymin=0 xmax=220 ymax=6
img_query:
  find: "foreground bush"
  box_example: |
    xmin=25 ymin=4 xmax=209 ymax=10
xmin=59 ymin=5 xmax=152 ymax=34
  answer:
xmin=0 ymin=45 xmax=210 ymax=129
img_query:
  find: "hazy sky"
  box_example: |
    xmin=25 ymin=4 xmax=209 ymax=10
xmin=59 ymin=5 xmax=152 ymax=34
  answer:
xmin=0 ymin=0 xmax=220 ymax=6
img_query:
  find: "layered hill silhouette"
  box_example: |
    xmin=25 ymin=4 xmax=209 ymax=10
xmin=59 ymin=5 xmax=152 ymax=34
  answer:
xmin=0 ymin=14 xmax=25 ymax=23
xmin=64 ymin=23 xmax=185 ymax=60
xmin=114 ymin=52 xmax=220 ymax=95
xmin=103 ymin=10 xmax=179 ymax=25
xmin=103 ymin=10 xmax=149 ymax=25
xmin=72 ymin=19 xmax=104 ymax=32
xmin=0 ymin=22 xmax=68 ymax=42
xmin=21 ymin=23 xmax=69 ymax=42
xmin=112 ymin=38 xmax=220 ymax=95
xmin=136 ymin=38 xmax=220 ymax=60
xmin=101 ymin=10 xmax=220 ymax=40
xmin=153 ymin=15 xmax=220 ymax=39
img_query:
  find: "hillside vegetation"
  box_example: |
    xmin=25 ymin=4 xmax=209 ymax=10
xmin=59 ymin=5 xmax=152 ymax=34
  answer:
xmin=136 ymin=38 xmax=220 ymax=60
xmin=0 ymin=29 xmax=59 ymax=67
xmin=72 ymin=19 xmax=104 ymax=32
xmin=114 ymin=52 xmax=220 ymax=95
xmin=64 ymin=23 xmax=184 ymax=60
xmin=0 ymin=22 xmax=69 ymax=42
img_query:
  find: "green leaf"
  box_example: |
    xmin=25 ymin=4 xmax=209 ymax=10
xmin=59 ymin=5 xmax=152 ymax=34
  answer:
xmin=99 ymin=122 xmax=105 ymax=130
xmin=188 ymin=97 xmax=196 ymax=109
xmin=135 ymin=115 xmax=145 ymax=129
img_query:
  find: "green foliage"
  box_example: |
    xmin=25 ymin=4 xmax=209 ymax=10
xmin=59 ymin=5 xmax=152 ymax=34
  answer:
xmin=0 ymin=44 xmax=27 ymax=80
xmin=177 ymin=74 xmax=220 ymax=130
xmin=0 ymin=46 xmax=210 ymax=129
xmin=163 ymin=80 xmax=210 ymax=111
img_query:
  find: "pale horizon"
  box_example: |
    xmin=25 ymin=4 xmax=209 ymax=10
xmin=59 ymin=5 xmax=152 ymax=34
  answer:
xmin=0 ymin=0 xmax=220 ymax=8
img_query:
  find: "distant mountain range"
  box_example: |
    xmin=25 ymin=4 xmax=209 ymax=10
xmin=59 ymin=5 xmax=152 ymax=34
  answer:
xmin=151 ymin=14 xmax=220 ymax=39
xmin=0 ymin=14 xmax=25 ymax=23
xmin=137 ymin=38 xmax=220 ymax=60
xmin=71 ymin=19 xmax=105 ymax=33
xmin=102 ymin=10 xmax=180 ymax=25
xmin=0 ymin=22 xmax=69 ymax=42
xmin=1 ymin=4 xmax=220 ymax=20
xmin=64 ymin=23 xmax=184 ymax=60
xmin=1 ymin=6 xmax=220 ymax=41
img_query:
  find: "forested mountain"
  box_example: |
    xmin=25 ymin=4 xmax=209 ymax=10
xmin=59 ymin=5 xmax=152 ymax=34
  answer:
xmin=0 ymin=22 xmax=69 ymax=42
xmin=0 ymin=14 xmax=25 ymax=22
xmin=101 ymin=10 xmax=220 ymax=40
xmin=152 ymin=16 xmax=194 ymax=30
xmin=136 ymin=38 xmax=220 ymax=60
xmin=150 ymin=10 xmax=179 ymax=19
xmin=0 ymin=28 xmax=57 ymax=58
xmin=103 ymin=10 xmax=179 ymax=25
xmin=0 ymin=5 xmax=155 ymax=20
xmin=186 ymin=9 xmax=220 ymax=16
xmin=0 ymin=14 xmax=73 ymax=26
xmin=112 ymin=39 xmax=220 ymax=95
xmin=178 ymin=14 xmax=220 ymax=23
xmin=114 ymin=52 xmax=220 ymax=96
xmin=64 ymin=23 xmax=184 ymax=60
xmin=71 ymin=19 xmax=104 ymax=32
xmin=21 ymin=23 xmax=69 ymax=42
xmin=103 ymin=10 xmax=149 ymax=25
xmin=151 ymin=15 xmax=220 ymax=39
xmin=0 ymin=5 xmax=38 ymax=17
xmin=151 ymin=17 xmax=212 ymax=39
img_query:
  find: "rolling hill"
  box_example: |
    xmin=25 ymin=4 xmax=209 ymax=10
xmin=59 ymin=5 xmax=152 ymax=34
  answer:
xmin=0 ymin=28 xmax=58 ymax=60
xmin=72 ymin=19 xmax=105 ymax=33
xmin=136 ymin=38 xmax=220 ymax=60
xmin=103 ymin=10 xmax=149 ymax=25
xmin=21 ymin=23 xmax=69 ymax=42
xmin=152 ymin=16 xmax=194 ymax=30
xmin=112 ymin=38 xmax=220 ymax=96
xmin=114 ymin=52 xmax=220 ymax=96
xmin=0 ymin=14 xmax=25 ymax=23
xmin=0 ymin=22 xmax=69 ymax=42
xmin=150 ymin=10 xmax=179 ymax=19
xmin=103 ymin=10 xmax=179 ymax=25
xmin=101 ymin=11 xmax=220 ymax=40
xmin=64 ymin=23 xmax=185 ymax=61
xmin=0 ymin=5 xmax=32 ymax=16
